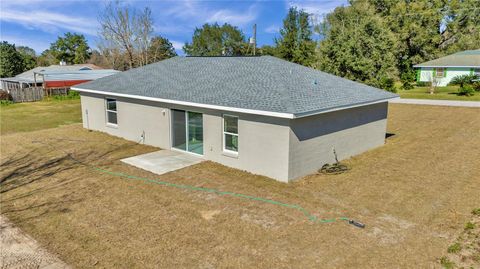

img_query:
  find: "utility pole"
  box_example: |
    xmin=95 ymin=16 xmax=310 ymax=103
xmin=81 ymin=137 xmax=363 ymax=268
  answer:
xmin=253 ymin=24 xmax=256 ymax=56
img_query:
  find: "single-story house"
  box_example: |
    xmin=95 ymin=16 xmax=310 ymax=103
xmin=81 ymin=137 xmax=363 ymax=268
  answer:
xmin=1 ymin=63 xmax=119 ymax=102
xmin=414 ymin=49 xmax=480 ymax=86
xmin=0 ymin=63 xmax=104 ymax=91
xmin=73 ymin=56 xmax=398 ymax=182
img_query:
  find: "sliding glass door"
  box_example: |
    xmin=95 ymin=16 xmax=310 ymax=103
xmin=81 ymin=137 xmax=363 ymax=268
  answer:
xmin=172 ymin=110 xmax=203 ymax=155
xmin=172 ymin=110 xmax=187 ymax=151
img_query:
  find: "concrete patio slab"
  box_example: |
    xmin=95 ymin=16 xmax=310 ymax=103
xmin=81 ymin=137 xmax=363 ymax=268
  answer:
xmin=121 ymin=150 xmax=203 ymax=175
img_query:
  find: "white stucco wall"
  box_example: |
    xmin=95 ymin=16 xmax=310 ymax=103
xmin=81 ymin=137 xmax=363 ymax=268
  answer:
xmin=80 ymin=92 xmax=291 ymax=181
xmin=80 ymin=93 xmax=389 ymax=182
xmin=288 ymin=102 xmax=388 ymax=180
xmin=418 ymin=67 xmax=473 ymax=86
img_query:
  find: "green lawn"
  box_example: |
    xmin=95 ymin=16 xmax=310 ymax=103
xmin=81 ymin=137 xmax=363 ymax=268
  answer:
xmin=398 ymin=85 xmax=480 ymax=101
xmin=0 ymin=99 xmax=82 ymax=135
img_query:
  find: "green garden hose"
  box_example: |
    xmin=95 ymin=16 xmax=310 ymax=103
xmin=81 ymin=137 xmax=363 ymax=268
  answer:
xmin=31 ymin=139 xmax=363 ymax=227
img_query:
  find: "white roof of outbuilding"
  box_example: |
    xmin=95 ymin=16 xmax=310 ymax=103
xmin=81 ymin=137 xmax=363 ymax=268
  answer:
xmin=35 ymin=70 xmax=120 ymax=81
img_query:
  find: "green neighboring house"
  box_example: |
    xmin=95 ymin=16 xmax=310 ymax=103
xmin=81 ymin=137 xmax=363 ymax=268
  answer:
xmin=414 ymin=50 xmax=480 ymax=86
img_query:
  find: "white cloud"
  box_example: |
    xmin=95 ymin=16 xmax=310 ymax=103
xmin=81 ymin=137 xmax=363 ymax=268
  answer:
xmin=206 ymin=5 xmax=258 ymax=26
xmin=287 ymin=0 xmax=346 ymax=15
xmin=170 ymin=40 xmax=184 ymax=51
xmin=265 ymin=24 xmax=280 ymax=34
xmin=286 ymin=0 xmax=348 ymax=24
xmin=0 ymin=8 xmax=98 ymax=36
xmin=164 ymin=0 xmax=258 ymax=27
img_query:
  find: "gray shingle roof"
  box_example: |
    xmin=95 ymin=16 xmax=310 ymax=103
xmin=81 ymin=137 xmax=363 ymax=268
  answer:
xmin=414 ymin=50 xmax=480 ymax=68
xmin=74 ymin=56 xmax=397 ymax=117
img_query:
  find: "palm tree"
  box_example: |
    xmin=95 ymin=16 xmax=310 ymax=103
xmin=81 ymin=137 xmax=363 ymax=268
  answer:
xmin=449 ymin=74 xmax=478 ymax=87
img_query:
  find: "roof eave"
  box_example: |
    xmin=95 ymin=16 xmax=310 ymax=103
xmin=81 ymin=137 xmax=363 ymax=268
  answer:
xmin=72 ymin=87 xmax=398 ymax=119
xmin=293 ymin=97 xmax=399 ymax=118
xmin=71 ymin=87 xmax=296 ymax=119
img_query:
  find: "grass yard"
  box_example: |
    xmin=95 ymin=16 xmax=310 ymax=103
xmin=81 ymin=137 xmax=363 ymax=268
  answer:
xmin=1 ymin=104 xmax=480 ymax=268
xmin=398 ymin=85 xmax=480 ymax=101
xmin=0 ymin=99 xmax=81 ymax=135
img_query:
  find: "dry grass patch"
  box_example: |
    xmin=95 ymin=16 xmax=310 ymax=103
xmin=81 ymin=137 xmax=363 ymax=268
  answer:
xmin=1 ymin=104 xmax=479 ymax=268
xmin=440 ymin=209 xmax=480 ymax=269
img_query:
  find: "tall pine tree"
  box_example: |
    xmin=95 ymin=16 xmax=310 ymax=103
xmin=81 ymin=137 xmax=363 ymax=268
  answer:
xmin=276 ymin=7 xmax=316 ymax=66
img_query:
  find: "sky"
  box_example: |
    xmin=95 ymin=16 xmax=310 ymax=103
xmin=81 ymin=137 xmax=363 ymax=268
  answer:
xmin=0 ymin=0 xmax=348 ymax=56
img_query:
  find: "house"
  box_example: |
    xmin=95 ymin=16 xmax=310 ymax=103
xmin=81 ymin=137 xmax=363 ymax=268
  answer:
xmin=0 ymin=63 xmax=104 ymax=91
xmin=0 ymin=63 xmax=119 ymax=102
xmin=72 ymin=56 xmax=398 ymax=182
xmin=414 ymin=50 xmax=480 ymax=87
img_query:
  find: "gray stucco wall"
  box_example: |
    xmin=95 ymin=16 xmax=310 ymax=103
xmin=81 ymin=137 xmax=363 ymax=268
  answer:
xmin=79 ymin=93 xmax=388 ymax=182
xmin=288 ymin=102 xmax=388 ymax=180
xmin=80 ymin=92 xmax=291 ymax=181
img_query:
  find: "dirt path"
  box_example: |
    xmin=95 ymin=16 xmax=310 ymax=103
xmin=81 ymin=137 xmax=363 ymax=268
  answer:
xmin=0 ymin=215 xmax=70 ymax=269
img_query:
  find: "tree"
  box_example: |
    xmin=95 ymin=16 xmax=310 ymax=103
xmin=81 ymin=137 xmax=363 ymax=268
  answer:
xmin=439 ymin=0 xmax=480 ymax=54
xmin=49 ymin=32 xmax=91 ymax=64
xmin=37 ymin=49 xmax=57 ymax=66
xmin=98 ymin=1 xmax=155 ymax=69
xmin=147 ymin=36 xmax=176 ymax=63
xmin=183 ymin=23 xmax=247 ymax=56
xmin=366 ymin=0 xmax=480 ymax=83
xmin=316 ymin=2 xmax=398 ymax=90
xmin=0 ymin=41 xmax=24 ymax=78
xmin=87 ymin=50 xmax=110 ymax=68
xmin=16 ymin=46 xmax=37 ymax=71
xmin=449 ymin=74 xmax=479 ymax=88
xmin=258 ymin=45 xmax=278 ymax=56
xmin=275 ymin=7 xmax=316 ymax=66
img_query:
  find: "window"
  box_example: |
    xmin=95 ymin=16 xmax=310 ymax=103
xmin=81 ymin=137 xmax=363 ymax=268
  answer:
xmin=474 ymin=68 xmax=480 ymax=76
xmin=223 ymin=115 xmax=238 ymax=153
xmin=106 ymin=98 xmax=117 ymax=125
xmin=435 ymin=68 xmax=445 ymax=78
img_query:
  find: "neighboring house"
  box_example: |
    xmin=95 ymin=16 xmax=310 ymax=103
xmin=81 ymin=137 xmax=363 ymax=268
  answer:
xmin=0 ymin=63 xmax=119 ymax=102
xmin=414 ymin=49 xmax=480 ymax=87
xmin=0 ymin=63 xmax=104 ymax=91
xmin=73 ymin=56 xmax=398 ymax=182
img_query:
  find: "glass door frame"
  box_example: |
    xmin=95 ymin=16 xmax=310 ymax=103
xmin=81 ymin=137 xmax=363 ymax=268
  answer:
xmin=170 ymin=109 xmax=204 ymax=156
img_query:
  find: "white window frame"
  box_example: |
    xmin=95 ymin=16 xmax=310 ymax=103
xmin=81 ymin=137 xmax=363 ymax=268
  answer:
xmin=222 ymin=114 xmax=238 ymax=155
xmin=435 ymin=68 xmax=445 ymax=78
xmin=105 ymin=98 xmax=118 ymax=127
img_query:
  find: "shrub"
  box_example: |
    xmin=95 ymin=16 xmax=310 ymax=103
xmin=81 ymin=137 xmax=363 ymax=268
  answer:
xmin=400 ymin=70 xmax=415 ymax=90
xmin=458 ymin=85 xmax=475 ymax=96
xmin=473 ymin=81 xmax=480 ymax=92
xmin=449 ymin=74 xmax=479 ymax=87
xmin=52 ymin=90 xmax=80 ymax=100
xmin=0 ymin=100 xmax=14 ymax=106
xmin=439 ymin=256 xmax=455 ymax=269
xmin=401 ymin=80 xmax=414 ymax=90
xmin=416 ymin=81 xmax=431 ymax=87
xmin=465 ymin=221 xmax=475 ymax=230
xmin=447 ymin=243 xmax=462 ymax=253
xmin=472 ymin=208 xmax=480 ymax=216
xmin=378 ymin=77 xmax=397 ymax=93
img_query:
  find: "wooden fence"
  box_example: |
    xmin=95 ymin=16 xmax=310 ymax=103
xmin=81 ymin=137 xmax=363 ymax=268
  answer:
xmin=8 ymin=87 xmax=44 ymax=103
xmin=6 ymin=87 xmax=70 ymax=103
